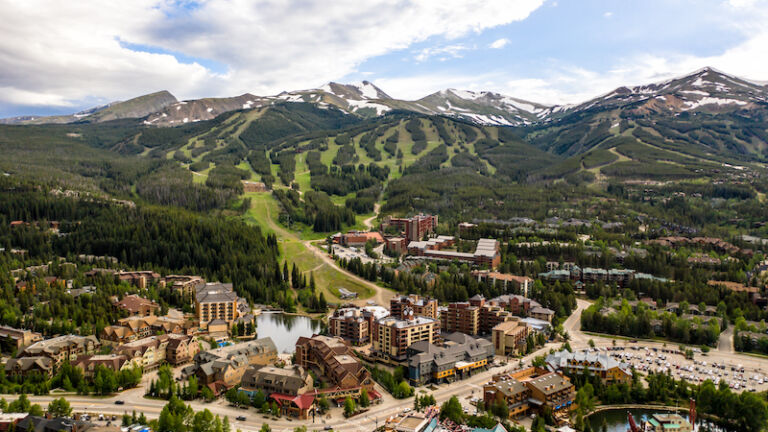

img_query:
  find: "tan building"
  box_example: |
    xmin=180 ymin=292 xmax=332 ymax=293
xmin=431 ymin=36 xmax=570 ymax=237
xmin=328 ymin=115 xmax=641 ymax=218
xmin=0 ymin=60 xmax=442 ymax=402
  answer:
xmin=483 ymin=367 xmax=575 ymax=421
xmin=196 ymin=283 xmax=239 ymax=326
xmin=472 ymin=271 xmax=534 ymax=297
xmin=114 ymin=336 xmax=170 ymax=370
xmin=545 ymin=350 xmax=632 ymax=385
xmin=372 ymin=311 xmax=440 ymax=361
xmin=19 ymin=335 xmax=100 ymax=368
xmin=440 ymin=302 xmax=480 ymax=336
xmin=491 ymin=319 xmax=529 ymax=356
xmin=115 ymin=271 xmax=161 ymax=289
xmin=183 ymin=338 xmax=277 ymax=393
xmin=164 ymin=275 xmax=206 ymax=297
xmin=0 ymin=325 xmax=43 ymax=351
xmin=390 ymin=295 xmax=438 ymax=320
xmin=644 ymin=414 xmax=693 ymax=432
xmin=240 ymin=365 xmax=313 ymax=397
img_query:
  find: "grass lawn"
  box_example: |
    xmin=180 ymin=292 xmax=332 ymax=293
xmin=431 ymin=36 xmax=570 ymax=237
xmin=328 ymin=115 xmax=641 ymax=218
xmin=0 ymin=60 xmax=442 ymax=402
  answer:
xmin=242 ymin=192 xmax=375 ymax=302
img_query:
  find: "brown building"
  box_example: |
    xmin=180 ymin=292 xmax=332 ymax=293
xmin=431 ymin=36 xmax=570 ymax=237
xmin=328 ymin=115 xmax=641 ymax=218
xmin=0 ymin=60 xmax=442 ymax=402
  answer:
xmin=385 ymin=237 xmax=407 ymax=255
xmin=440 ymin=302 xmax=480 ymax=336
xmin=390 ymin=295 xmax=438 ymax=320
xmin=4 ymin=356 xmax=54 ymax=378
xmin=114 ymin=294 xmax=159 ymax=316
xmin=382 ymin=214 xmax=438 ymax=242
xmin=186 ymin=338 xmax=278 ymax=391
xmin=372 ymin=312 xmax=440 ymax=361
xmin=115 ymin=271 xmax=161 ymax=289
xmin=74 ymin=354 xmax=130 ymax=378
xmin=295 ymin=335 xmax=373 ymax=391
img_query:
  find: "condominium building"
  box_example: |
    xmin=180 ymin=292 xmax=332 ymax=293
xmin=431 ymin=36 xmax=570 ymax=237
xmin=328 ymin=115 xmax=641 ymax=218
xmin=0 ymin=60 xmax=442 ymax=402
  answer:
xmin=372 ymin=310 xmax=440 ymax=361
xmin=491 ymin=319 xmax=529 ymax=356
xmin=328 ymin=306 xmax=389 ymax=345
xmin=440 ymin=302 xmax=480 ymax=336
xmin=294 ymin=335 xmax=373 ymax=391
xmin=483 ymin=367 xmax=575 ymax=421
xmin=0 ymin=325 xmax=43 ymax=350
xmin=19 ymin=335 xmax=100 ymax=368
xmin=390 ymin=295 xmax=438 ymax=320
xmin=472 ymin=271 xmax=534 ymax=297
xmin=545 ymin=350 xmax=632 ymax=384
xmin=196 ymin=282 xmax=239 ymax=326
xmin=407 ymin=332 xmax=493 ymax=385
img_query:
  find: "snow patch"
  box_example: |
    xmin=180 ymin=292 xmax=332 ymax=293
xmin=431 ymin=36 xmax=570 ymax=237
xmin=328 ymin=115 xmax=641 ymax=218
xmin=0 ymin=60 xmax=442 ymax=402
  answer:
xmin=683 ymin=97 xmax=747 ymax=110
xmin=206 ymin=107 xmax=213 ymax=113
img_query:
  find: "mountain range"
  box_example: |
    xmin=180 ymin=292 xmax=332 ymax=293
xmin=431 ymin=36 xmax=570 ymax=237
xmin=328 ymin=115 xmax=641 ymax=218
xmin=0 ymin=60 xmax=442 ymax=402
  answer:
xmin=3 ymin=67 xmax=766 ymax=128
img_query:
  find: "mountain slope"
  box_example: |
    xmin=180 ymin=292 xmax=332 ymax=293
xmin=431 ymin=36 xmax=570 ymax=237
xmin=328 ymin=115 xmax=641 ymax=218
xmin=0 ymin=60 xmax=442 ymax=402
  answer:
xmin=0 ymin=90 xmax=178 ymax=125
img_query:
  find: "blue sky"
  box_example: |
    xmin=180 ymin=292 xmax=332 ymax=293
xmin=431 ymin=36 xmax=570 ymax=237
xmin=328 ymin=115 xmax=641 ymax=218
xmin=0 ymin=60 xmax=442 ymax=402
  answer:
xmin=1 ymin=0 xmax=766 ymax=117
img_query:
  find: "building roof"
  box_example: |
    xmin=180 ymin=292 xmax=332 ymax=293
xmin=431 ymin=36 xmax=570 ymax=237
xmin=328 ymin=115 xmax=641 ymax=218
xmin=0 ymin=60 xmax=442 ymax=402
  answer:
xmin=196 ymin=282 xmax=237 ymax=303
xmin=545 ymin=350 xmax=632 ymax=376
xmin=377 ymin=315 xmax=437 ymax=329
xmin=115 ymin=294 xmax=159 ymax=313
xmin=526 ymin=372 xmax=573 ymax=396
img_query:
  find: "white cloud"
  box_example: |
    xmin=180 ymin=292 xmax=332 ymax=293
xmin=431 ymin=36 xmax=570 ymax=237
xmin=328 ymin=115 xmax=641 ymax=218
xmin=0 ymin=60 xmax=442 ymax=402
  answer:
xmin=603 ymin=11 xmax=613 ymax=18
xmin=414 ymin=44 xmax=470 ymax=62
xmin=0 ymin=0 xmax=544 ymax=110
xmin=489 ymin=38 xmax=510 ymax=49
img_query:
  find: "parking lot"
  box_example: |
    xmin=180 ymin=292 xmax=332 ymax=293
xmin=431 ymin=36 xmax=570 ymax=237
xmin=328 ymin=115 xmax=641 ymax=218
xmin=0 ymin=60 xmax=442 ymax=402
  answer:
xmin=581 ymin=345 xmax=768 ymax=392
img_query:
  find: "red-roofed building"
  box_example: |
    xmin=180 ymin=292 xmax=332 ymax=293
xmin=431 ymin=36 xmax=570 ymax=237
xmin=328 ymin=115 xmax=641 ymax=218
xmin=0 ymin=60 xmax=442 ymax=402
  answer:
xmin=270 ymin=393 xmax=315 ymax=419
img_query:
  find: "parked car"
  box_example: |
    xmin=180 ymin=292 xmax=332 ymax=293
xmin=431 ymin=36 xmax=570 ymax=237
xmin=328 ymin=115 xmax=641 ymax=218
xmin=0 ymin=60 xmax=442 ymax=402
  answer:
xmin=236 ymin=416 xmax=246 ymax=421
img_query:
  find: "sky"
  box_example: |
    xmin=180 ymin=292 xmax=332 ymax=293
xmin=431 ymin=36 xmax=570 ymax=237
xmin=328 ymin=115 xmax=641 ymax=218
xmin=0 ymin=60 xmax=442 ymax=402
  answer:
xmin=1 ymin=0 xmax=767 ymax=117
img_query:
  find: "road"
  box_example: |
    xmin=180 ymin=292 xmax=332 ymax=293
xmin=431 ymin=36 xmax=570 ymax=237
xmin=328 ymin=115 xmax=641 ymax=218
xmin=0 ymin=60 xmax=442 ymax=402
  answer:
xmin=19 ymin=342 xmax=557 ymax=432
xmin=565 ymin=299 xmax=768 ymax=375
xmin=362 ymin=203 xmax=381 ymax=231
xmin=303 ymin=239 xmax=395 ymax=307
xmin=252 ymin=191 xmax=395 ymax=307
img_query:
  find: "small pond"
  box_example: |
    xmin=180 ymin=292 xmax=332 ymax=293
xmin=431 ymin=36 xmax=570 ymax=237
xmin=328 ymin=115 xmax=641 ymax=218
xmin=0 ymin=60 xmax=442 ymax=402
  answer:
xmin=255 ymin=312 xmax=324 ymax=354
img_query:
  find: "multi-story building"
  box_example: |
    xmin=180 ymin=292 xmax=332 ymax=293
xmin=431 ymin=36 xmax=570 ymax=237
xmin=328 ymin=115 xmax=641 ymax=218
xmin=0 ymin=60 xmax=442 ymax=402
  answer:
xmin=382 ymin=214 xmax=437 ymax=242
xmin=545 ymin=350 xmax=632 ymax=384
xmin=4 ymin=357 xmax=54 ymax=378
xmin=483 ymin=367 xmax=575 ymax=421
xmin=19 ymin=335 xmax=100 ymax=368
xmin=491 ymin=319 xmax=529 ymax=356
xmin=440 ymin=302 xmax=480 ymax=336
xmin=240 ymin=365 xmax=313 ymax=397
xmin=185 ymin=338 xmax=278 ymax=392
xmin=328 ymin=306 xmax=389 ymax=345
xmin=74 ymin=354 xmax=130 ymax=378
xmin=196 ymin=282 xmax=239 ymax=327
xmin=114 ymin=294 xmax=159 ymax=316
xmin=0 ymin=325 xmax=43 ymax=351
xmin=407 ymin=332 xmax=493 ymax=385
xmin=115 ymin=271 xmax=161 ymax=289
xmin=390 ymin=295 xmax=438 ymax=320
xmin=407 ymin=238 xmax=501 ymax=269
xmin=295 ymin=335 xmax=373 ymax=391
xmin=472 ymin=271 xmax=534 ymax=297
xmin=372 ymin=311 xmax=440 ymax=361
xmin=164 ymin=275 xmax=206 ymax=297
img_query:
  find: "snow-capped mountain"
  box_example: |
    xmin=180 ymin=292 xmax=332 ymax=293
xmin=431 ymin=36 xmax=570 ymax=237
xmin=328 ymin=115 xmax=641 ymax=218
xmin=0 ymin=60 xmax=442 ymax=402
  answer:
xmin=416 ymin=89 xmax=550 ymax=126
xmin=545 ymin=67 xmax=768 ymax=120
xmin=3 ymin=67 xmax=766 ymax=127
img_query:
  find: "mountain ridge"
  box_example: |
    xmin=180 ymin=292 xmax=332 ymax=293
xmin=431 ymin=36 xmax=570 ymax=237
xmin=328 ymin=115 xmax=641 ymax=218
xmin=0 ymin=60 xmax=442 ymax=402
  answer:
xmin=3 ymin=67 xmax=767 ymax=128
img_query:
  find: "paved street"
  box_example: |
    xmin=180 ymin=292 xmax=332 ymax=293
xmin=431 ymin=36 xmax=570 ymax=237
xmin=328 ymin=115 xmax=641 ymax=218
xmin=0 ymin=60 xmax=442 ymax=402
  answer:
xmin=16 ymin=298 xmax=768 ymax=431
